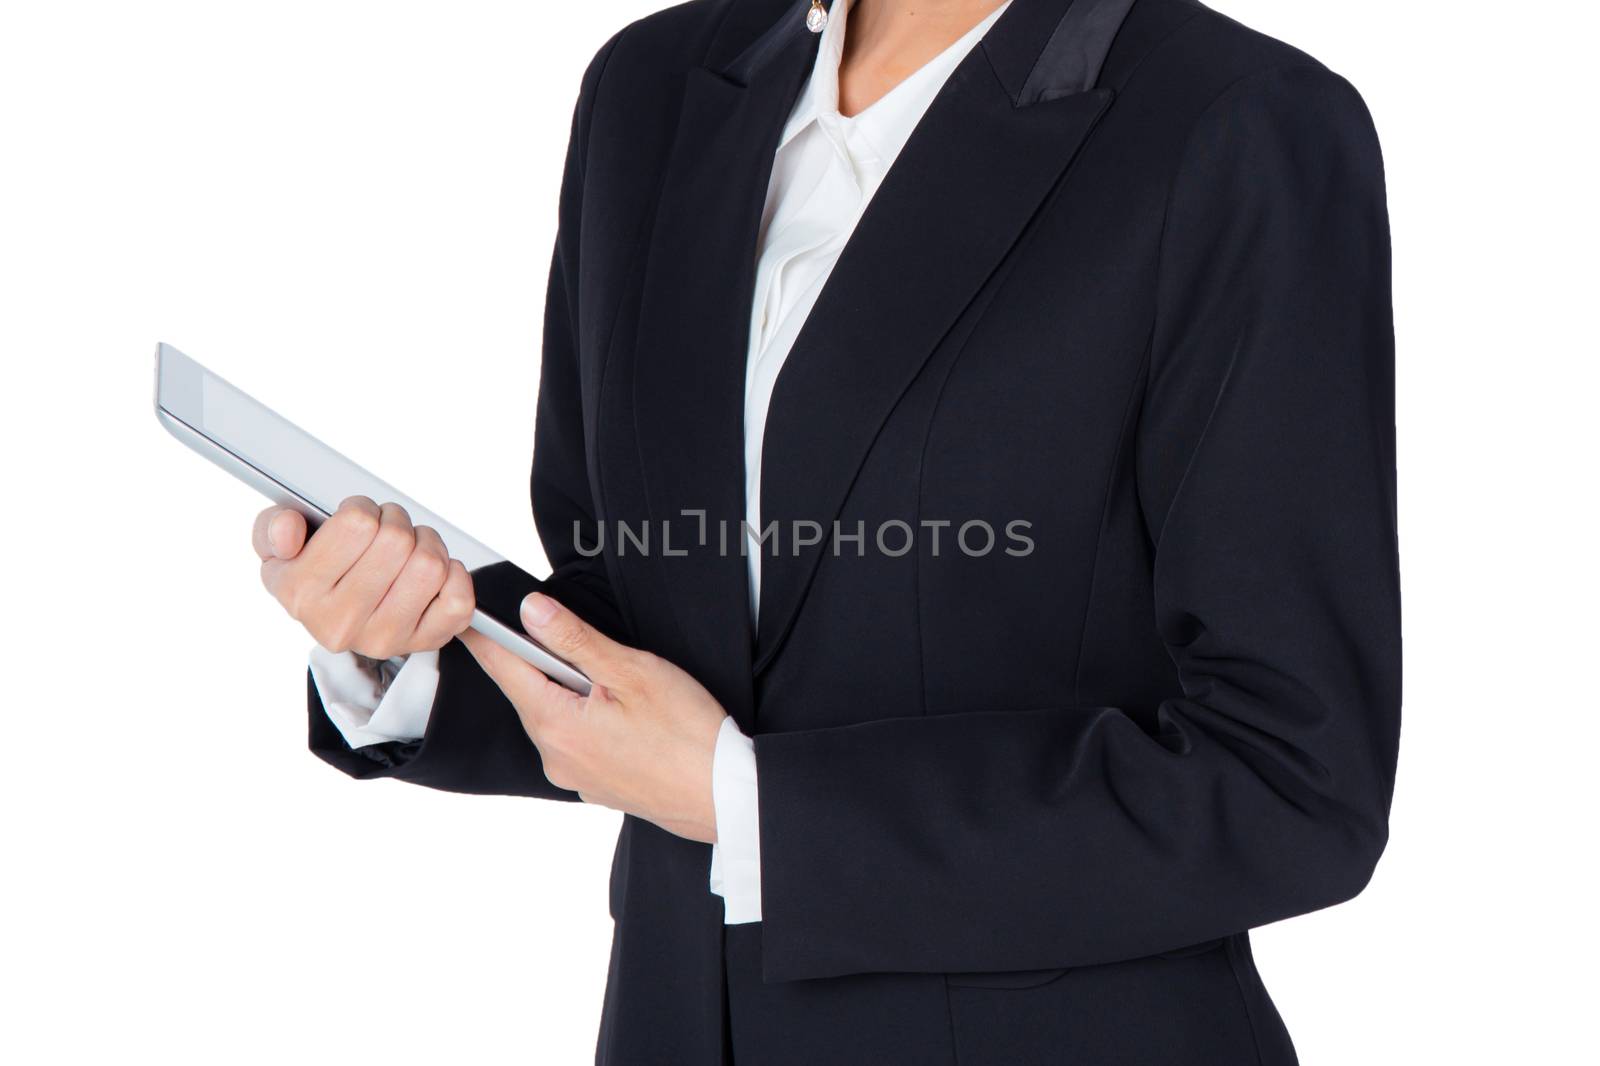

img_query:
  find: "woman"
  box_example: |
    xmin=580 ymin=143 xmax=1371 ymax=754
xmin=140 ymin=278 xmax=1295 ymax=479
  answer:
xmin=253 ymin=0 xmax=1399 ymax=1061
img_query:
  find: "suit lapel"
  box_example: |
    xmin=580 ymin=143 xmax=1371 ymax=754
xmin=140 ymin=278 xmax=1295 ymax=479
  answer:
xmin=626 ymin=0 xmax=1138 ymax=689
xmin=630 ymin=4 xmax=819 ymax=728
xmin=752 ymin=0 xmax=1128 ymax=671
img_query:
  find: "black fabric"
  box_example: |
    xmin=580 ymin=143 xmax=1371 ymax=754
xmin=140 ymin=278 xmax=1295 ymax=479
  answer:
xmin=1016 ymin=0 xmax=1136 ymax=103
xmin=307 ymin=0 xmax=1399 ymax=1061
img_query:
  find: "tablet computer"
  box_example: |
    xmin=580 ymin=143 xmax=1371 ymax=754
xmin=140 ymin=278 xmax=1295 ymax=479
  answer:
xmin=153 ymin=342 xmax=592 ymax=695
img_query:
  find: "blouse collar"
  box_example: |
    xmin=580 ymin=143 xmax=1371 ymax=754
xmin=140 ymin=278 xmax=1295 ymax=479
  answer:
xmin=777 ymin=0 xmax=1013 ymax=164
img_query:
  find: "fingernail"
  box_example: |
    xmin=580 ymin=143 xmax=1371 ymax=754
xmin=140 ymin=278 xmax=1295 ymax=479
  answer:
xmin=269 ymin=511 xmax=292 ymax=557
xmin=521 ymin=592 xmax=558 ymax=628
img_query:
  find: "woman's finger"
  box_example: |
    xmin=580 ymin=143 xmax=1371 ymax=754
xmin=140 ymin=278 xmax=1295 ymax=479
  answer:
xmin=411 ymin=557 xmax=475 ymax=649
xmin=519 ymin=593 xmax=637 ymax=690
xmin=251 ymin=506 xmax=306 ymax=561
xmin=460 ymin=628 xmax=576 ymax=729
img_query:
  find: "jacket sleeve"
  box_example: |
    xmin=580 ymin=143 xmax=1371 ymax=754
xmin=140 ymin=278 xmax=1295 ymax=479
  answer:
xmin=307 ymin=33 xmax=629 ymax=800
xmin=753 ymin=64 xmax=1401 ymax=982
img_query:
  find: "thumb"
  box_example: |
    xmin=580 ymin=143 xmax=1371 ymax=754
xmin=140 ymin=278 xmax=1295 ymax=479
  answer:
xmin=521 ymin=592 xmax=633 ymax=688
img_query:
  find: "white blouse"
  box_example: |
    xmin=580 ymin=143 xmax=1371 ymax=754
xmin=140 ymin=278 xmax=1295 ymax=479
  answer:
xmin=311 ymin=0 xmax=1011 ymax=926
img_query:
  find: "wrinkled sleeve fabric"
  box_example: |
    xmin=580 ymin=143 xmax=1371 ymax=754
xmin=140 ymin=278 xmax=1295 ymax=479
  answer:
xmin=752 ymin=64 xmax=1400 ymax=983
xmin=310 ymin=647 xmax=438 ymax=748
xmin=306 ymin=32 xmax=630 ymax=800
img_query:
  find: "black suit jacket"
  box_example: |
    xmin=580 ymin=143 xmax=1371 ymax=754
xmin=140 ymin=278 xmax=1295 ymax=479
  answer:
xmin=309 ymin=0 xmax=1400 ymax=1062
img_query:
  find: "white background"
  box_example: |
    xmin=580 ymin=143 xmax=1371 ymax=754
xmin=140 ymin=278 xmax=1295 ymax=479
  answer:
xmin=1 ymin=1 xmax=1595 ymax=1062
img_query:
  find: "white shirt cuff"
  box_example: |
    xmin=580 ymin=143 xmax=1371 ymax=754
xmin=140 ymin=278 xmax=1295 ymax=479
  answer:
xmin=308 ymin=646 xmax=440 ymax=749
xmin=707 ymin=716 xmax=762 ymax=924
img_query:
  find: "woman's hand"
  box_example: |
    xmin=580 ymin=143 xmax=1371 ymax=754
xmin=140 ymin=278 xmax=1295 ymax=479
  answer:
xmin=461 ymin=593 xmax=729 ymax=844
xmin=253 ymin=497 xmax=476 ymax=658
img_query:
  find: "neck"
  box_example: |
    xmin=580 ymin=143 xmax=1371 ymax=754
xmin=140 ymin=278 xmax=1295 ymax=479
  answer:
xmin=837 ymin=0 xmax=1005 ymax=116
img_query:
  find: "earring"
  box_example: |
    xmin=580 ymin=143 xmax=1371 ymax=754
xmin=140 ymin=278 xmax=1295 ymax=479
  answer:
xmin=806 ymin=0 xmax=828 ymax=33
